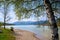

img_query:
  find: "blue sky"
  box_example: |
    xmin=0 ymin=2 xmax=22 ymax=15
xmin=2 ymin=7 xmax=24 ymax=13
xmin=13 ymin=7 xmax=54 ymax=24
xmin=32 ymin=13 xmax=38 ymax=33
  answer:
xmin=0 ymin=4 xmax=47 ymax=23
xmin=0 ymin=11 xmax=47 ymax=23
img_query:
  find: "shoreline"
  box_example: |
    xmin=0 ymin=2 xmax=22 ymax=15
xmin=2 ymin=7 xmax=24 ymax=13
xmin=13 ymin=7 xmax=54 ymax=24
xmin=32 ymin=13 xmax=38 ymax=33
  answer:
xmin=14 ymin=29 xmax=40 ymax=40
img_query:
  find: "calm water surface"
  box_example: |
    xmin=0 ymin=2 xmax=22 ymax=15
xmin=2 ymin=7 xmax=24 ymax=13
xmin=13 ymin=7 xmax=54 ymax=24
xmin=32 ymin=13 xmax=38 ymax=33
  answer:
xmin=4 ymin=25 xmax=60 ymax=40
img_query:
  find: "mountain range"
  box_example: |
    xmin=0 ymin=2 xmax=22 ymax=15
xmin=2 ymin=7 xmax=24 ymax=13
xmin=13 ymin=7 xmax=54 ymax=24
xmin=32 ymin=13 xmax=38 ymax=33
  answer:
xmin=13 ymin=21 xmax=48 ymax=25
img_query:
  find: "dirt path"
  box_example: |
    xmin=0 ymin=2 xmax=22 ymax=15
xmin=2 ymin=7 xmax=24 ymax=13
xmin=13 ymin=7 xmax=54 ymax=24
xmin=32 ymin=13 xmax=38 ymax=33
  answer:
xmin=14 ymin=29 xmax=40 ymax=40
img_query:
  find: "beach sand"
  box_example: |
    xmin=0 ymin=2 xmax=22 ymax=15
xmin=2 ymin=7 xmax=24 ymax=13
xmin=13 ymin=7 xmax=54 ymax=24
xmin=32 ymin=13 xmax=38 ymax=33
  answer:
xmin=14 ymin=29 xmax=40 ymax=40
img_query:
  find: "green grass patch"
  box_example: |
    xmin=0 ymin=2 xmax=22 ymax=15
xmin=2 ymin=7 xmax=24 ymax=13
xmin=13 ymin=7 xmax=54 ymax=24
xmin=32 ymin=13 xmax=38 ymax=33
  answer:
xmin=0 ymin=28 xmax=15 ymax=40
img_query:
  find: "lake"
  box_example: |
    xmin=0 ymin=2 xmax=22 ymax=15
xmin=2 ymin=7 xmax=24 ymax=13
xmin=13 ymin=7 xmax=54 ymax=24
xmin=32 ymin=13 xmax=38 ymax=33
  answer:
xmin=3 ymin=25 xmax=60 ymax=40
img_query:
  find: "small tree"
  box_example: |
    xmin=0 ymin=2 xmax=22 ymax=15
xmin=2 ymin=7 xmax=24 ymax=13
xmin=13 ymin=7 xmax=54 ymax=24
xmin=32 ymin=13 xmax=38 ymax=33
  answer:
xmin=3 ymin=0 xmax=11 ymax=29
xmin=0 ymin=22 xmax=3 ymax=27
xmin=0 ymin=0 xmax=11 ymax=29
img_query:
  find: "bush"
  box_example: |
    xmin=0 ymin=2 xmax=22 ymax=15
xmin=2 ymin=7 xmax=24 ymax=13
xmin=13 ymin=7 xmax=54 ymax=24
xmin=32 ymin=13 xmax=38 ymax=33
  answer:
xmin=0 ymin=30 xmax=3 ymax=33
xmin=10 ymin=27 xmax=14 ymax=31
xmin=0 ymin=22 xmax=3 ymax=27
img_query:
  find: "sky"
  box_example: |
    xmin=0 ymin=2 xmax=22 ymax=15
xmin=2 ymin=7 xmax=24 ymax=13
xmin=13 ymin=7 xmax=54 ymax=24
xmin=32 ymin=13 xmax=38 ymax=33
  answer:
xmin=0 ymin=10 xmax=47 ymax=23
xmin=0 ymin=11 xmax=47 ymax=23
xmin=0 ymin=3 xmax=47 ymax=23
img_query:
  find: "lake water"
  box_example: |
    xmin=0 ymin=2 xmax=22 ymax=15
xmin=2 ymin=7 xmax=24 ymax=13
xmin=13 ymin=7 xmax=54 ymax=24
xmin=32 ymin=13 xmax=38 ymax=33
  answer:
xmin=3 ymin=25 xmax=60 ymax=40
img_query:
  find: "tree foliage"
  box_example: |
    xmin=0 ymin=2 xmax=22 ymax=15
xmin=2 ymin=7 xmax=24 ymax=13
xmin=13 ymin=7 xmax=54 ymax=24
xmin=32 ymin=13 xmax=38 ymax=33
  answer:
xmin=0 ymin=0 xmax=60 ymax=19
xmin=0 ymin=22 xmax=3 ymax=27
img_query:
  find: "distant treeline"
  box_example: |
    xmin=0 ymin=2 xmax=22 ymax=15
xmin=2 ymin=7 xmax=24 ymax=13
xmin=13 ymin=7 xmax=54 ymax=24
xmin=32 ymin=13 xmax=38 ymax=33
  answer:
xmin=42 ymin=18 xmax=60 ymax=26
xmin=0 ymin=22 xmax=14 ymax=26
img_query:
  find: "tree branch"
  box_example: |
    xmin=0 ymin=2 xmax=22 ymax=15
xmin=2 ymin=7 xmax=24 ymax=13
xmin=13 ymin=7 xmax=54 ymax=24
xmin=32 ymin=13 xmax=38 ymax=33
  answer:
xmin=26 ymin=5 xmax=45 ymax=12
xmin=51 ymin=1 xmax=60 ymax=4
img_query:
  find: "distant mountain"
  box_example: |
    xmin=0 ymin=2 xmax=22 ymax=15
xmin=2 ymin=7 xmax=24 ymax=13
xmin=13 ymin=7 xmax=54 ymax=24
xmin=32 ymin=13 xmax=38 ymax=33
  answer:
xmin=13 ymin=21 xmax=47 ymax=25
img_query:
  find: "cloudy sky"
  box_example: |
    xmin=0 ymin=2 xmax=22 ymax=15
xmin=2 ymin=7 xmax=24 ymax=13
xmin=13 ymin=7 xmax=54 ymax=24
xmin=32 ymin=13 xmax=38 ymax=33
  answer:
xmin=0 ymin=4 xmax=47 ymax=23
xmin=0 ymin=12 xmax=47 ymax=23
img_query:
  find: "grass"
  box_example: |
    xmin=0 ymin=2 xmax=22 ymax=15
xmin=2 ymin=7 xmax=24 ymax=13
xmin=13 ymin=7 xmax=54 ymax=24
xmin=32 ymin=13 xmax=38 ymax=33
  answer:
xmin=0 ymin=28 xmax=15 ymax=40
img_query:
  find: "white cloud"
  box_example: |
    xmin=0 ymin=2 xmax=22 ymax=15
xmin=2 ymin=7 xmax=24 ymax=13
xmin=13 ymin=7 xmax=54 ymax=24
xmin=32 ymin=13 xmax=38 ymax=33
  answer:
xmin=20 ymin=18 xmax=37 ymax=22
xmin=0 ymin=11 xmax=47 ymax=23
xmin=20 ymin=15 xmax=47 ymax=22
xmin=0 ymin=5 xmax=47 ymax=23
xmin=38 ymin=15 xmax=48 ymax=21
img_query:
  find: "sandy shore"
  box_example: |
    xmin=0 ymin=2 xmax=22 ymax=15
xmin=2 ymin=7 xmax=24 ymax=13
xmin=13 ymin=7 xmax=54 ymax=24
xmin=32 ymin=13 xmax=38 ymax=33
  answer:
xmin=14 ymin=29 xmax=40 ymax=40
